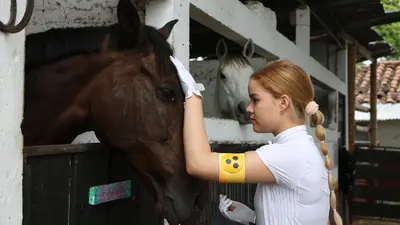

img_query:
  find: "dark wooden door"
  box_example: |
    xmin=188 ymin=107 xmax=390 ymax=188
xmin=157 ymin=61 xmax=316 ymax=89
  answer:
xmin=22 ymin=143 xmax=161 ymax=225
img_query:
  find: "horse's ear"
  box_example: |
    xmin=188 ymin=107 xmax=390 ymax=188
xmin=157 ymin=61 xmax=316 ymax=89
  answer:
xmin=242 ymin=38 xmax=254 ymax=58
xmin=216 ymin=38 xmax=227 ymax=59
xmin=117 ymin=0 xmax=142 ymax=43
xmin=158 ymin=19 xmax=179 ymax=40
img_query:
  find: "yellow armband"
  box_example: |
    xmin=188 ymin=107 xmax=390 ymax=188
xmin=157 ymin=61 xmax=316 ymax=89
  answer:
xmin=218 ymin=153 xmax=246 ymax=183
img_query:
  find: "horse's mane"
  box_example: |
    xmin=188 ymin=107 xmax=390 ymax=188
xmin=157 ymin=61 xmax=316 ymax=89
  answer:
xmin=220 ymin=53 xmax=251 ymax=68
xmin=25 ymin=23 xmax=175 ymax=74
xmin=25 ymin=25 xmax=121 ymax=71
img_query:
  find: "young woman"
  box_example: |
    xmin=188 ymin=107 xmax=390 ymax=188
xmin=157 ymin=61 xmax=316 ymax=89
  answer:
xmin=169 ymin=56 xmax=342 ymax=225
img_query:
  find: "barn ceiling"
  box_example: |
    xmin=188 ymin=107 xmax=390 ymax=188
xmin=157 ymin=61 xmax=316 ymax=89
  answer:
xmin=189 ymin=0 xmax=399 ymax=61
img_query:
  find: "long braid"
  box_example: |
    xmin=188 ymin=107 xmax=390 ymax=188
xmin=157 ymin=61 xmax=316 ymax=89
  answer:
xmin=310 ymin=110 xmax=343 ymax=225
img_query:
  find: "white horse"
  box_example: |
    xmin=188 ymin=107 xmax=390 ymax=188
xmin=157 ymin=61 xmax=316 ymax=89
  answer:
xmin=213 ymin=38 xmax=255 ymax=124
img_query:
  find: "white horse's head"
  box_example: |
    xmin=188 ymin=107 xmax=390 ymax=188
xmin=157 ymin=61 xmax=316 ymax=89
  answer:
xmin=215 ymin=38 xmax=255 ymax=124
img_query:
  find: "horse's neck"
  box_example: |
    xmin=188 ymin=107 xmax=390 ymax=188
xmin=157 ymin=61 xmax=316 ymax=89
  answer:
xmin=23 ymin=54 xmax=117 ymax=146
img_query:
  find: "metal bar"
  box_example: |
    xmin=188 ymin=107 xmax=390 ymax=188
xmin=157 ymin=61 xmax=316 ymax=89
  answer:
xmin=370 ymin=59 xmax=378 ymax=146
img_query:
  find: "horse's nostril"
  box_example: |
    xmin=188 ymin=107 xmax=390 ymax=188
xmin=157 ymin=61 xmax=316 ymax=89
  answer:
xmin=193 ymin=192 xmax=202 ymax=209
xmin=237 ymin=103 xmax=245 ymax=113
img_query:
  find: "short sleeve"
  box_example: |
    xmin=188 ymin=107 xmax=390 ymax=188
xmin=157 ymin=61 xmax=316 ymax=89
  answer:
xmin=255 ymin=144 xmax=304 ymax=189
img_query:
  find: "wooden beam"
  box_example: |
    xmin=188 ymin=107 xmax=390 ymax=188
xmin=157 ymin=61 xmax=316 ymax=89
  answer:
xmin=312 ymin=0 xmax=374 ymax=8
xmin=339 ymin=31 xmax=374 ymax=61
xmin=348 ymin=42 xmax=357 ymax=153
xmin=346 ymin=11 xmax=400 ymax=29
xmin=23 ymin=143 xmax=106 ymax=157
xmin=370 ymin=59 xmax=378 ymax=145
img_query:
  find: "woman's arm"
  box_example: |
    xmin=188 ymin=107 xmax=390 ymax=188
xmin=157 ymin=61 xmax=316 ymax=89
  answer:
xmin=170 ymin=55 xmax=284 ymax=185
xmin=183 ymin=95 xmax=276 ymax=184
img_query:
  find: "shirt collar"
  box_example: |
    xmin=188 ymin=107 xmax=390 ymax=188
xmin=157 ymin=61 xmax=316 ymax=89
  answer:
xmin=271 ymin=125 xmax=307 ymax=144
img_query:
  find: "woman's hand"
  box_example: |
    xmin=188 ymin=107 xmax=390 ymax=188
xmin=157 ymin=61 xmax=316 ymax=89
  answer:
xmin=219 ymin=194 xmax=256 ymax=225
xmin=169 ymin=55 xmax=204 ymax=100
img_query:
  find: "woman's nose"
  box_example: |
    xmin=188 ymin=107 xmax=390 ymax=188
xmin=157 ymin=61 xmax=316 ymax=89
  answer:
xmin=246 ymin=103 xmax=253 ymax=113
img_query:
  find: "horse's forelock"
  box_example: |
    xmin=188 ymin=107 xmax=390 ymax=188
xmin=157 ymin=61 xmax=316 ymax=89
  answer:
xmin=142 ymin=25 xmax=184 ymax=98
xmin=220 ymin=53 xmax=251 ymax=69
xmin=143 ymin=26 xmax=175 ymax=76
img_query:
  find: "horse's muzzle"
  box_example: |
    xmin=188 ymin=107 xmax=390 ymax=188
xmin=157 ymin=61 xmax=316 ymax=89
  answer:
xmin=236 ymin=101 xmax=251 ymax=124
xmin=163 ymin=187 xmax=204 ymax=225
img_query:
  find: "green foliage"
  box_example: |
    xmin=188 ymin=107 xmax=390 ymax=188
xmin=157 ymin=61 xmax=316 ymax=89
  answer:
xmin=372 ymin=0 xmax=400 ymax=59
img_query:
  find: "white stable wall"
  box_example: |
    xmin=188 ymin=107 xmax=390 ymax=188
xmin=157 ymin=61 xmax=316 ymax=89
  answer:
xmin=0 ymin=0 xmax=26 ymax=224
xmin=26 ymin=0 xmax=146 ymax=35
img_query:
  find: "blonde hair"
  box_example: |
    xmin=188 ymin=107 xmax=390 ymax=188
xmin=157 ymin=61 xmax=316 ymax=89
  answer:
xmin=250 ymin=60 xmax=342 ymax=225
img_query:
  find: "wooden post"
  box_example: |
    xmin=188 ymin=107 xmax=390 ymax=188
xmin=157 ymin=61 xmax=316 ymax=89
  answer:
xmin=370 ymin=59 xmax=377 ymax=146
xmin=347 ymin=42 xmax=357 ymax=153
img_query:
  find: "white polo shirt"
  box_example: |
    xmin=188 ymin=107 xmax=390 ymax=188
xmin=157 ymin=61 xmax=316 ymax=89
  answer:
xmin=254 ymin=125 xmax=330 ymax=225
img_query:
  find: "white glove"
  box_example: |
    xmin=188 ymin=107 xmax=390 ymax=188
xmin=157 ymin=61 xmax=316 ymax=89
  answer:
xmin=169 ymin=55 xmax=204 ymax=100
xmin=219 ymin=194 xmax=256 ymax=225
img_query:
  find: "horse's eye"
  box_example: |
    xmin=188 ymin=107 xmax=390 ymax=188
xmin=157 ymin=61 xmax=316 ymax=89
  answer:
xmin=160 ymin=88 xmax=173 ymax=96
xmin=156 ymin=87 xmax=177 ymax=103
xmin=220 ymin=73 xmax=226 ymax=79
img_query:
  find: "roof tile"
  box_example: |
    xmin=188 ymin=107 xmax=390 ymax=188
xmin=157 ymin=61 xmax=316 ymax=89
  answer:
xmin=356 ymin=60 xmax=400 ymax=105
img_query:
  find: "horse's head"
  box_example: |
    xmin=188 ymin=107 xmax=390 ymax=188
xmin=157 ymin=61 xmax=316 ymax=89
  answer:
xmin=89 ymin=0 xmax=208 ymax=224
xmin=215 ymin=38 xmax=254 ymax=124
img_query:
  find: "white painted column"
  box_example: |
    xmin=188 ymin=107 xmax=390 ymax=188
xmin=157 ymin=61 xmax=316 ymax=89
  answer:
xmin=291 ymin=6 xmax=310 ymax=55
xmin=336 ymin=43 xmax=348 ymax=148
xmin=145 ymin=0 xmax=190 ymax=68
xmin=0 ymin=0 xmax=26 ymax=224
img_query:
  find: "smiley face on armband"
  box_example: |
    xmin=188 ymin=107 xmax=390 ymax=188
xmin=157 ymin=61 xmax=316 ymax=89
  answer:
xmin=220 ymin=153 xmax=245 ymax=173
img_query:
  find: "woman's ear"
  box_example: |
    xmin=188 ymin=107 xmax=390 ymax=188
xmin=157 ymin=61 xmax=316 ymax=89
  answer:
xmin=279 ymin=95 xmax=291 ymax=112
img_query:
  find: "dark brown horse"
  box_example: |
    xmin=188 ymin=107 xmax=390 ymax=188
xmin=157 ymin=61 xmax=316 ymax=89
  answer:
xmin=22 ymin=0 xmax=208 ymax=224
